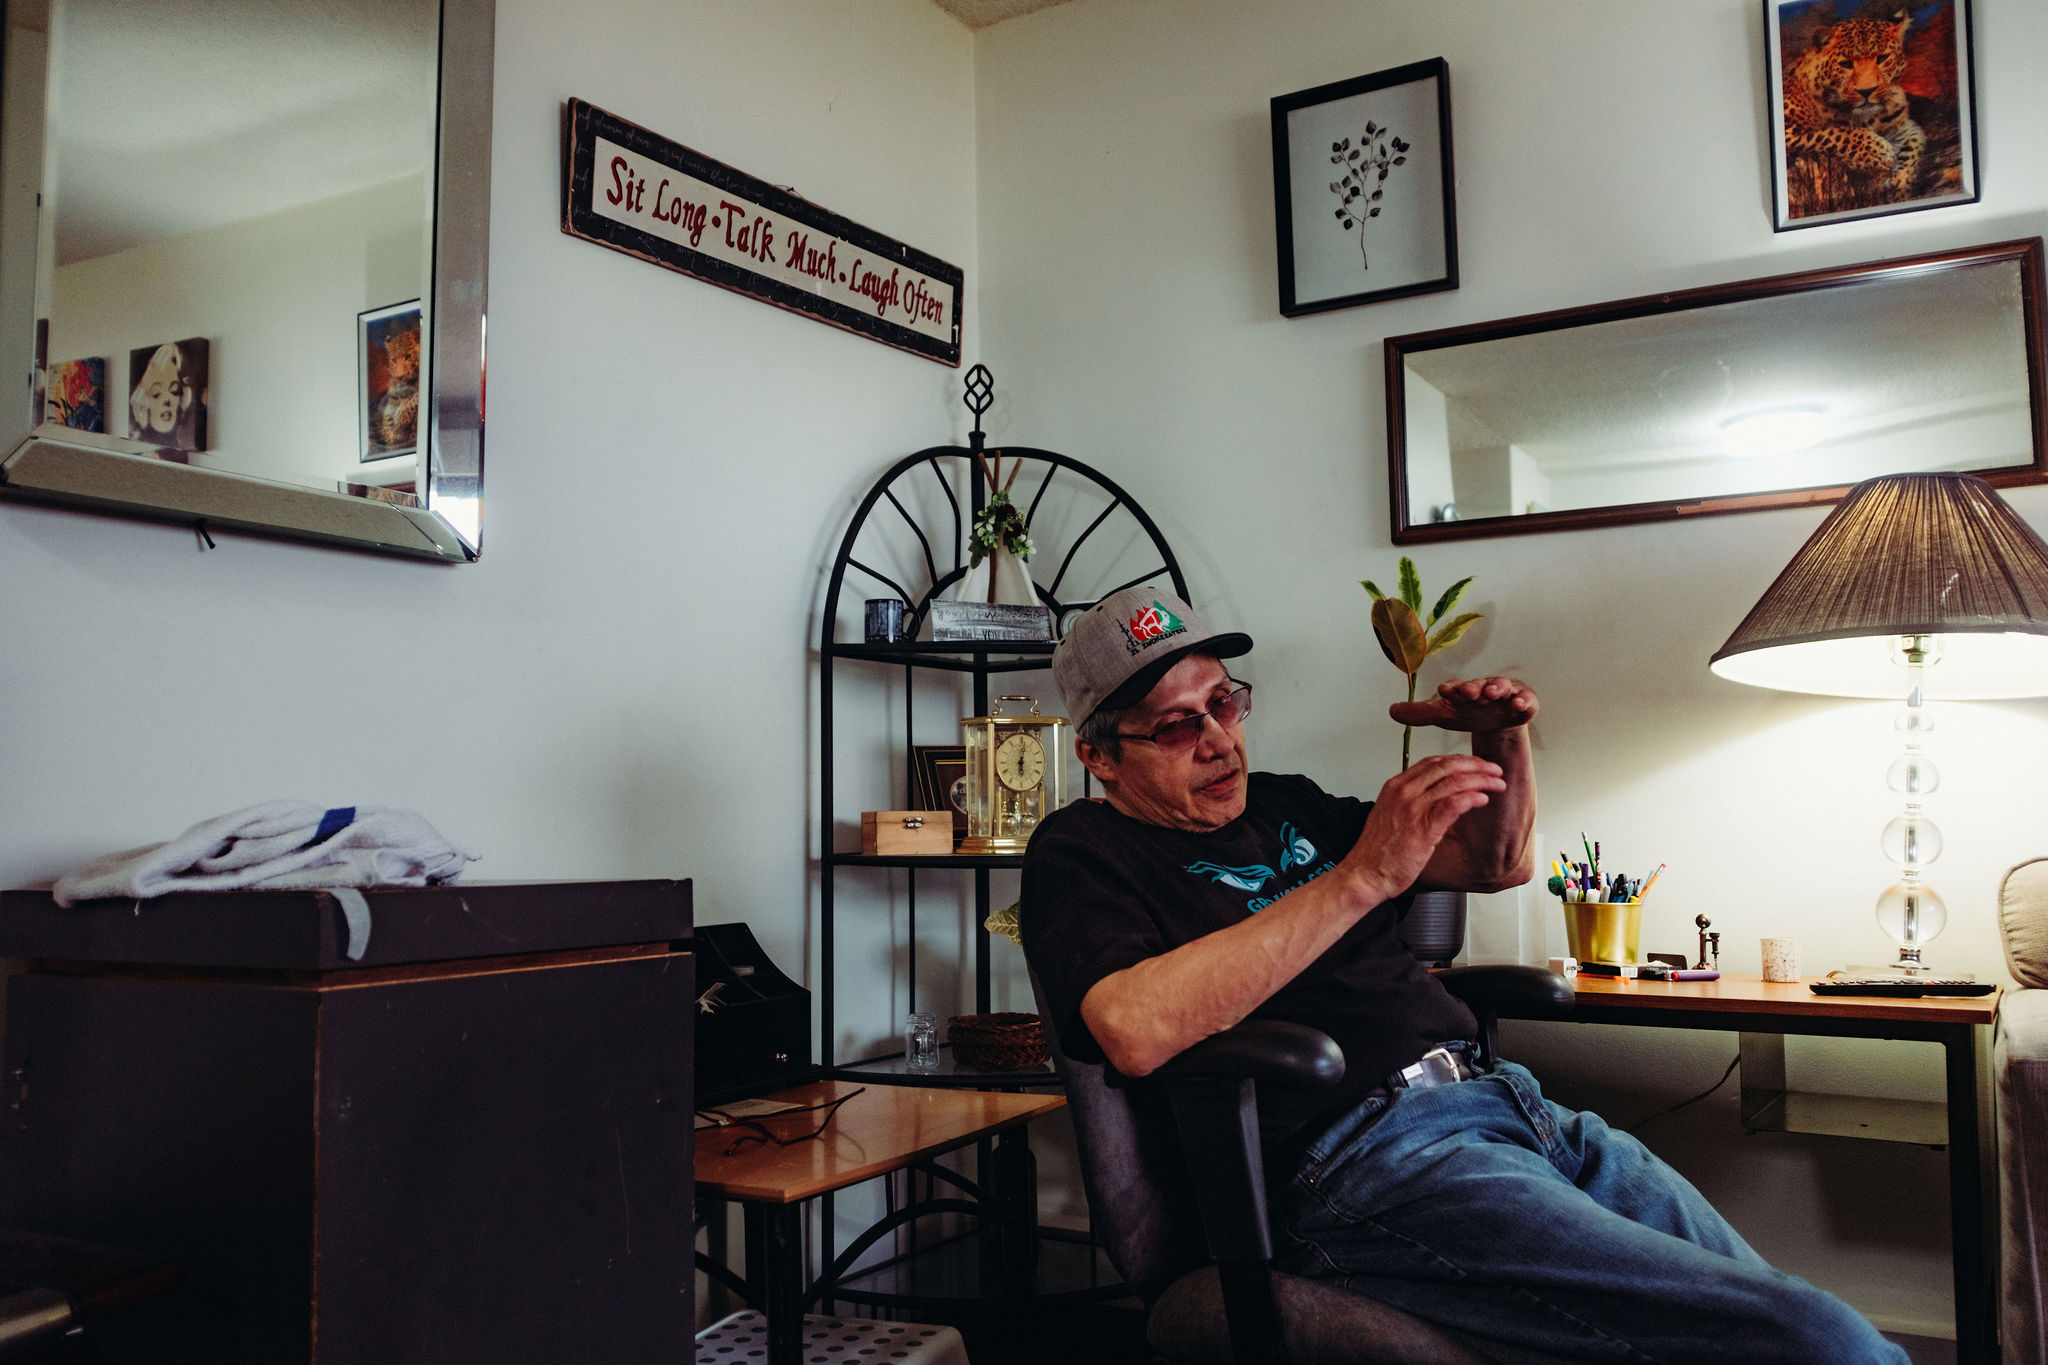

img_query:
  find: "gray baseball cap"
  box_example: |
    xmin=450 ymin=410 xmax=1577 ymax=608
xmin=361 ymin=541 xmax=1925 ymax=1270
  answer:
xmin=1053 ymin=585 xmax=1253 ymax=725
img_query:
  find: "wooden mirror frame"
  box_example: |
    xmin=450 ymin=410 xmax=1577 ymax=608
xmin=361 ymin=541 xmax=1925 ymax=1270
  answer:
xmin=1386 ymin=237 xmax=2048 ymax=545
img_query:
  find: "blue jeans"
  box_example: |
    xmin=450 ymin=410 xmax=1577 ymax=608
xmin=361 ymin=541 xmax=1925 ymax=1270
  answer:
xmin=1272 ymin=1061 xmax=1907 ymax=1364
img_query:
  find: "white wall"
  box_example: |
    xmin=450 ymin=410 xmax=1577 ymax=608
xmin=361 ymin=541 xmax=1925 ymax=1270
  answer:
xmin=975 ymin=0 xmax=2048 ymax=1335
xmin=49 ymin=175 xmax=428 ymax=488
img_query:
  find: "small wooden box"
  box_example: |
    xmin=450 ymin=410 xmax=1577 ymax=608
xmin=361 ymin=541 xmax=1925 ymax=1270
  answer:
xmin=861 ymin=811 xmax=955 ymax=856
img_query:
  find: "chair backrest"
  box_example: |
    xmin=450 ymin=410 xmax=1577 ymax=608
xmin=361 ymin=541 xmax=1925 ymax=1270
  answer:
xmin=1029 ymin=969 xmax=1211 ymax=1303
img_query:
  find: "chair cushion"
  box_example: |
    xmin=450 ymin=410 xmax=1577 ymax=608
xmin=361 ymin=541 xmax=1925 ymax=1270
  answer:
xmin=1997 ymin=988 xmax=2048 ymax=1361
xmin=2002 ymin=859 xmax=2048 ymax=988
xmin=1147 ymin=1266 xmax=1492 ymax=1365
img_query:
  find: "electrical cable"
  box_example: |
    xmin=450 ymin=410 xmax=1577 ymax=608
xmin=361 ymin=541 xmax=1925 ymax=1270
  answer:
xmin=1626 ymin=1055 xmax=1740 ymax=1134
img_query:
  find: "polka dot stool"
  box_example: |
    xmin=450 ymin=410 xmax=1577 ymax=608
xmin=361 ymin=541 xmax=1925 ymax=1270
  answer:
xmin=694 ymin=1311 xmax=970 ymax=1365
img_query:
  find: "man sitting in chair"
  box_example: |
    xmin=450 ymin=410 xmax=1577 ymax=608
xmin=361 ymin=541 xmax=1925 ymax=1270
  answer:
xmin=1022 ymin=586 xmax=1903 ymax=1364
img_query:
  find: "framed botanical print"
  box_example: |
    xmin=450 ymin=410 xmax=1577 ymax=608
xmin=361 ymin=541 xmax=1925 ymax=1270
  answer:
xmin=1271 ymin=58 xmax=1458 ymax=317
xmin=1765 ymin=0 xmax=1978 ymax=231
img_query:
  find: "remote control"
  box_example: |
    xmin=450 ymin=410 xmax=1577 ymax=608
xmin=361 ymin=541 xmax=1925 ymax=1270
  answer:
xmin=1809 ymin=978 xmax=1996 ymax=998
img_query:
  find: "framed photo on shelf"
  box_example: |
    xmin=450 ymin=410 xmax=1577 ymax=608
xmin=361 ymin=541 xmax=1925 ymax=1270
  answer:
xmin=1271 ymin=57 xmax=1457 ymax=317
xmin=912 ymin=744 xmax=969 ymax=844
xmin=1764 ymin=0 xmax=1978 ymax=231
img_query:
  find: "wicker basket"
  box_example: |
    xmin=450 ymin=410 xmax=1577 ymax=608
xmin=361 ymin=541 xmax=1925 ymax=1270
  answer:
xmin=947 ymin=1012 xmax=1048 ymax=1070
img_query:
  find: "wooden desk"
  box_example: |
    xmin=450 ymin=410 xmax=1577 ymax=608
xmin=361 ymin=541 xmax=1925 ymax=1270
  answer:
xmin=1515 ymin=973 xmax=2001 ymax=1364
xmin=696 ymin=1080 xmax=1066 ymax=1365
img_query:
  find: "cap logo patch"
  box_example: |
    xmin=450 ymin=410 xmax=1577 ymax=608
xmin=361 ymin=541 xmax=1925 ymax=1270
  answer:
xmin=1118 ymin=601 xmax=1187 ymax=655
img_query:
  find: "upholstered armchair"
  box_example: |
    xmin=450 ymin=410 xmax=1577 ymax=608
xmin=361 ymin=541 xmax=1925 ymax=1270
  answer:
xmin=1998 ymin=857 xmax=2048 ymax=1362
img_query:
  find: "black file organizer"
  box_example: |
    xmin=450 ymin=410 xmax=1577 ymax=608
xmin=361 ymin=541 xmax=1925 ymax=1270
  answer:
xmin=695 ymin=922 xmax=814 ymax=1106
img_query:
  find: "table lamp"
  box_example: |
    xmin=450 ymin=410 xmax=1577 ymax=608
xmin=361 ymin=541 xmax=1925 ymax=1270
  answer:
xmin=1709 ymin=471 xmax=2048 ymax=973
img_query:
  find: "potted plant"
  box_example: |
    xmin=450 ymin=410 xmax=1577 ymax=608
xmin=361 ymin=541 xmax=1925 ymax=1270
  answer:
xmin=1362 ymin=558 xmax=1483 ymax=965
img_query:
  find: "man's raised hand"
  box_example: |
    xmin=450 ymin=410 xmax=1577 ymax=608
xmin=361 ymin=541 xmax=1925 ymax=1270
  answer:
xmin=1389 ymin=676 xmax=1537 ymax=734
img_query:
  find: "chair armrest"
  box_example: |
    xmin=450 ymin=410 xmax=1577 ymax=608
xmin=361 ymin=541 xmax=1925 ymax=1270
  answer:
xmin=1154 ymin=1024 xmax=1343 ymax=1302
xmin=1155 ymin=1020 xmax=1345 ymax=1090
xmin=1435 ymin=964 xmax=1575 ymax=1019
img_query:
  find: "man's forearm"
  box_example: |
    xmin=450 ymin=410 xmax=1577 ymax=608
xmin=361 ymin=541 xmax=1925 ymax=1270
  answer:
xmin=1421 ymin=725 xmax=1535 ymax=892
xmin=1079 ymin=863 xmax=1386 ymax=1077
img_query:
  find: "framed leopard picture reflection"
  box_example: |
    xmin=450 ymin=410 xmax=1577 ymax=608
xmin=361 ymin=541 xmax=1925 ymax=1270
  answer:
xmin=358 ymin=300 xmax=423 ymax=463
xmin=1765 ymin=0 xmax=1978 ymax=231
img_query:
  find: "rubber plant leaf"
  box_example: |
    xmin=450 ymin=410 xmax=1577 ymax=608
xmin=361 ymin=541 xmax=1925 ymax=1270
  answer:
xmin=1360 ymin=579 xmax=1385 ymax=601
xmin=1397 ymin=557 xmax=1423 ymax=612
xmin=1371 ymin=598 xmax=1429 ymax=675
xmin=1427 ymin=576 xmax=1472 ymax=626
xmin=1428 ymin=612 xmax=1483 ymax=654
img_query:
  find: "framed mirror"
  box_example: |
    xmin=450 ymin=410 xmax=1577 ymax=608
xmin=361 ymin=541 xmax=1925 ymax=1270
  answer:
xmin=1387 ymin=237 xmax=2047 ymax=544
xmin=0 ymin=0 xmax=491 ymax=562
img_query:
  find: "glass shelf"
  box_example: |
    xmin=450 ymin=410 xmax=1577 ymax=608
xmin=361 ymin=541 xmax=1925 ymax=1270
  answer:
xmin=828 ymin=640 xmax=1056 ymax=674
xmin=834 ymin=1047 xmax=1057 ymax=1091
xmin=829 ymin=852 xmax=1026 ymax=870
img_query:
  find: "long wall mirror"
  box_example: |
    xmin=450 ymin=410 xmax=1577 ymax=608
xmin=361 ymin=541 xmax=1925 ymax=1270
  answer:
xmin=0 ymin=0 xmax=491 ymax=562
xmin=1387 ymin=238 xmax=2048 ymax=544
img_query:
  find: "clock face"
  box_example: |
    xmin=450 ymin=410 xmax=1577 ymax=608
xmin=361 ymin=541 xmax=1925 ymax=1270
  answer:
xmin=994 ymin=732 xmax=1047 ymax=792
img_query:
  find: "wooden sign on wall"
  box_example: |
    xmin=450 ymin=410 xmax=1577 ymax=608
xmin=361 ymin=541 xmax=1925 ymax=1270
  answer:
xmin=561 ymin=99 xmax=964 ymax=366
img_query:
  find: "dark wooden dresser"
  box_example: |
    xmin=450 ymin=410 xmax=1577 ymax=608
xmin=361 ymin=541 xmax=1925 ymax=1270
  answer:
xmin=0 ymin=879 xmax=693 ymax=1363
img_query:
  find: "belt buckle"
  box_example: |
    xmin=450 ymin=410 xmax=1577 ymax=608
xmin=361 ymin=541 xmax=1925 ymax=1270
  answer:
xmin=1396 ymin=1045 xmax=1466 ymax=1090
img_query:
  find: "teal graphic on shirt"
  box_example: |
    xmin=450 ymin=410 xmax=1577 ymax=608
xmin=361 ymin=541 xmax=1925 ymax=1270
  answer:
xmin=1185 ymin=822 xmax=1335 ymax=911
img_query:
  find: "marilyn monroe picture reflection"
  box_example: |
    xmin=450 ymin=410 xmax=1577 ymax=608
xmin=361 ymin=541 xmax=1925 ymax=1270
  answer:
xmin=127 ymin=338 xmax=209 ymax=451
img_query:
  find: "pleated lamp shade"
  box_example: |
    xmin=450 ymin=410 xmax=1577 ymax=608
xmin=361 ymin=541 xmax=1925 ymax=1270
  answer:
xmin=1709 ymin=472 xmax=2048 ymax=699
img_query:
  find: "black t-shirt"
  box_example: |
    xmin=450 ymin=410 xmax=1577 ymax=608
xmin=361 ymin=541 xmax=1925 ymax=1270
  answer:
xmin=1021 ymin=771 xmax=1477 ymax=1172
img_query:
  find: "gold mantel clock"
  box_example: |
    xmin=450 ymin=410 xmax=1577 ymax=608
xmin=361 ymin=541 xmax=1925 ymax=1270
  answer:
xmin=959 ymin=695 xmax=1068 ymax=855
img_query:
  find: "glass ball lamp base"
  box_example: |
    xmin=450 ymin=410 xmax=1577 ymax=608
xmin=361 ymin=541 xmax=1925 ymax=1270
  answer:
xmin=1876 ymin=882 xmax=1947 ymax=974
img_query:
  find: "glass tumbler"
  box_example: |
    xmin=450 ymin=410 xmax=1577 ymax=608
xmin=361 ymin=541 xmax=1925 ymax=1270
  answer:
xmin=905 ymin=1012 xmax=940 ymax=1071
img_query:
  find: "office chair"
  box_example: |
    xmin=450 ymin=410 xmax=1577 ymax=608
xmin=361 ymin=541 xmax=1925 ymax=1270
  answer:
xmin=1031 ymin=964 xmax=1574 ymax=1365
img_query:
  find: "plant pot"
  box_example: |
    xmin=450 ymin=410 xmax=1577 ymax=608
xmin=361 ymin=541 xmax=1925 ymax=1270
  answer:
xmin=1401 ymin=889 xmax=1467 ymax=967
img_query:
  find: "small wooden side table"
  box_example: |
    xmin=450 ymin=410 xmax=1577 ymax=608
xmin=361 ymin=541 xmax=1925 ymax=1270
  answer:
xmin=695 ymin=1079 xmax=1066 ymax=1365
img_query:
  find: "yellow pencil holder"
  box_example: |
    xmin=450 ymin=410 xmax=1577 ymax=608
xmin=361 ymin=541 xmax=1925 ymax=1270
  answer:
xmin=1562 ymin=899 xmax=1642 ymax=965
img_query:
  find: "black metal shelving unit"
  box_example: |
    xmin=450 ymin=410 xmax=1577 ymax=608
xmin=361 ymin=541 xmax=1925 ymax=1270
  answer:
xmin=816 ymin=368 xmax=1189 ymax=1085
xmin=809 ymin=370 xmax=1189 ymax=1335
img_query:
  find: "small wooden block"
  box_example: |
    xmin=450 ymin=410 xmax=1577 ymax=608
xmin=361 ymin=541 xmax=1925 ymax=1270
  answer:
xmin=861 ymin=811 xmax=955 ymax=856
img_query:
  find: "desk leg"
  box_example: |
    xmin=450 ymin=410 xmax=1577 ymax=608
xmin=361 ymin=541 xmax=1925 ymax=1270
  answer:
xmin=1946 ymin=1023 xmax=1994 ymax=1364
xmin=746 ymin=1203 xmax=805 ymax=1365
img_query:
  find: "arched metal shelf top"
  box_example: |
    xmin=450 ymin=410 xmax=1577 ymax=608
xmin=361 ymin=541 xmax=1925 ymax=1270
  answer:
xmin=820 ymin=444 xmax=1190 ymax=656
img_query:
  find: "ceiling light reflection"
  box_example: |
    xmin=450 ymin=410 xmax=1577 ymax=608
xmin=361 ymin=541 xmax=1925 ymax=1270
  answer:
xmin=1720 ymin=406 xmax=1828 ymax=458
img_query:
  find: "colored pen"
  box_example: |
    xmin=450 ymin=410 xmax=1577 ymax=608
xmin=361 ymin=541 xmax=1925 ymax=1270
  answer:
xmin=1638 ymin=864 xmax=1666 ymax=899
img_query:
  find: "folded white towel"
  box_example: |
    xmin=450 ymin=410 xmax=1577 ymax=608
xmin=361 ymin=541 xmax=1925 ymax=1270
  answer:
xmin=52 ymin=800 xmax=477 ymax=908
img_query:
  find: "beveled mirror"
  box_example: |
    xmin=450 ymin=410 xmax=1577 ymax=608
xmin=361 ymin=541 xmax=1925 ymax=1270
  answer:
xmin=0 ymin=0 xmax=491 ymax=562
xmin=1387 ymin=237 xmax=2047 ymax=544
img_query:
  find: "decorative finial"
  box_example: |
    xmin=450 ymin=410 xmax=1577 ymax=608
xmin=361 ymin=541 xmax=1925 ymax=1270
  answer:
xmin=963 ymin=364 xmax=994 ymax=451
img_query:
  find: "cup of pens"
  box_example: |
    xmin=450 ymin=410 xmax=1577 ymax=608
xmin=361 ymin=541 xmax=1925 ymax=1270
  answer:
xmin=1551 ymin=840 xmax=1663 ymax=965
